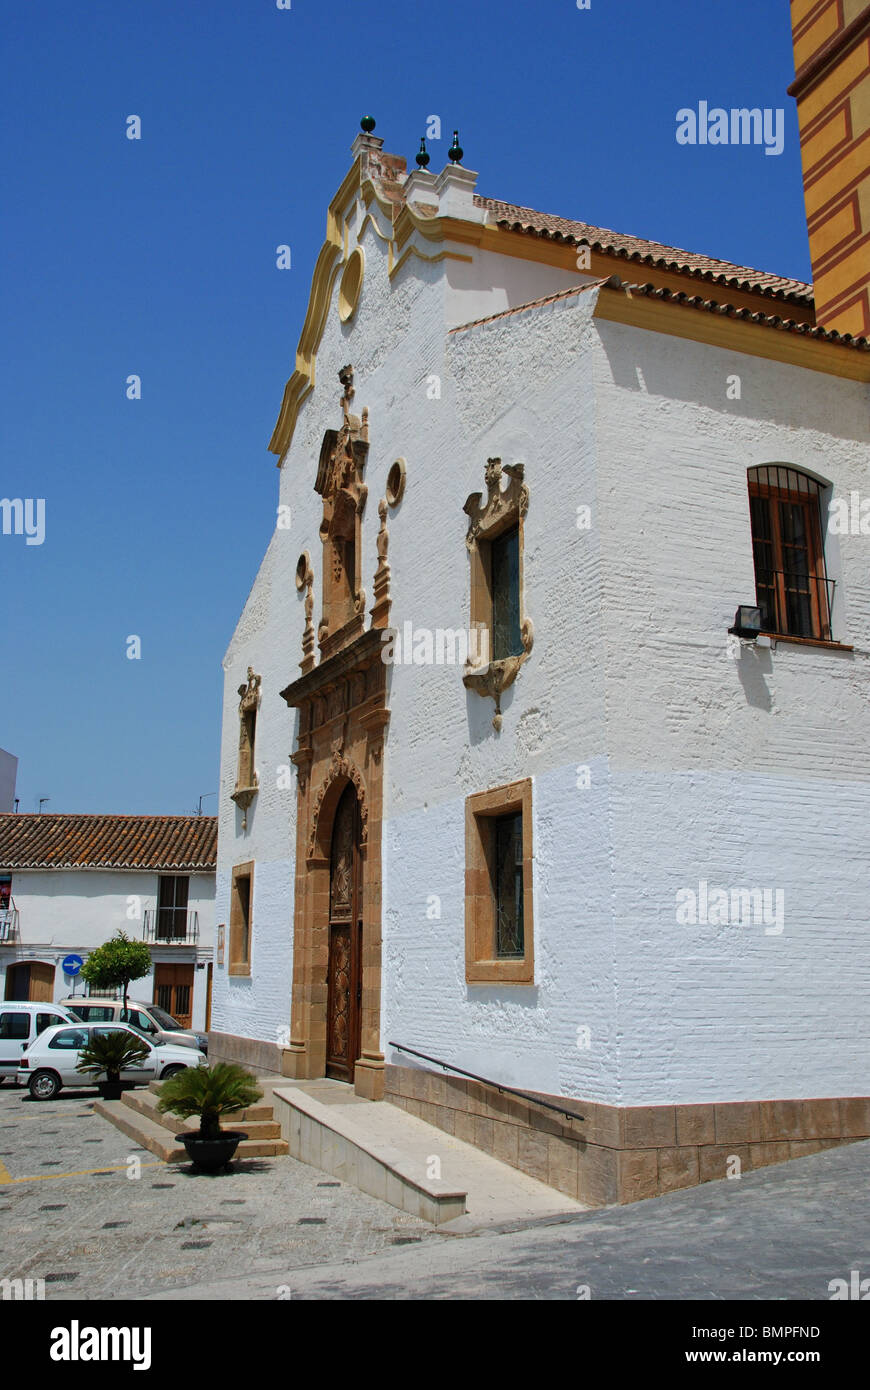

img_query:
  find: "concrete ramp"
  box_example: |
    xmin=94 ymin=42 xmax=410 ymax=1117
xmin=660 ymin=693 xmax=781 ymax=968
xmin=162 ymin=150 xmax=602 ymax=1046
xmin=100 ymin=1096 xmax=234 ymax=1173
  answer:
xmin=273 ymin=1080 xmax=586 ymax=1229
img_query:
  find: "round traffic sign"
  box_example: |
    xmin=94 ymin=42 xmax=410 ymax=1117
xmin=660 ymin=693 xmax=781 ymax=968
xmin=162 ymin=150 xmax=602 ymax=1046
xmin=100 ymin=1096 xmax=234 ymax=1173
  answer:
xmin=62 ymin=954 xmax=84 ymax=976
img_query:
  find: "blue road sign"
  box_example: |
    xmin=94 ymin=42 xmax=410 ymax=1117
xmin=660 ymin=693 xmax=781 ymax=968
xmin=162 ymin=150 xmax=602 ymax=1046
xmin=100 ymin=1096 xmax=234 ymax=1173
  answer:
xmin=62 ymin=954 xmax=84 ymax=976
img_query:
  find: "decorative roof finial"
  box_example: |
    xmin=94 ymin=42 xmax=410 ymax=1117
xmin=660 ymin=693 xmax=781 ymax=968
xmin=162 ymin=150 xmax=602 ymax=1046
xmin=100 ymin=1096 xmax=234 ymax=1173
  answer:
xmin=448 ymin=130 xmax=464 ymax=164
xmin=360 ymin=115 xmax=376 ymax=134
xmin=415 ymin=137 xmax=430 ymax=169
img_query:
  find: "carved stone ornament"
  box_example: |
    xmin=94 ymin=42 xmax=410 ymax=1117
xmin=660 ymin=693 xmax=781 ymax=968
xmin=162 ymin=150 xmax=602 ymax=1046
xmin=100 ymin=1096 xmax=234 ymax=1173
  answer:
xmin=315 ymin=367 xmax=370 ymax=658
xmin=463 ymin=457 xmax=529 ymax=553
xmin=308 ymin=755 xmax=368 ymax=860
xmin=232 ymin=666 xmax=262 ymax=826
xmin=237 ymin=666 xmax=262 ymax=714
xmin=369 ymin=496 xmax=392 ymax=629
xmin=296 ymin=553 xmax=316 ymax=674
xmin=462 ymin=458 xmax=533 ymax=732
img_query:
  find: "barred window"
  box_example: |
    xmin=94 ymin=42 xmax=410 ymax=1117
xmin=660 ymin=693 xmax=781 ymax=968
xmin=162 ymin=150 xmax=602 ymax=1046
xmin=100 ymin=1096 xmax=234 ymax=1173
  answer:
xmin=748 ymin=466 xmax=832 ymax=641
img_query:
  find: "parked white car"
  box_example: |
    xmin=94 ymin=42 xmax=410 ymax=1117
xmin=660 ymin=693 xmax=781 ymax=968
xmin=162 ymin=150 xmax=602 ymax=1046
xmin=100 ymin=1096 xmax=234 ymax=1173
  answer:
xmin=17 ymin=1022 xmax=207 ymax=1100
xmin=0 ymin=1002 xmax=79 ymax=1083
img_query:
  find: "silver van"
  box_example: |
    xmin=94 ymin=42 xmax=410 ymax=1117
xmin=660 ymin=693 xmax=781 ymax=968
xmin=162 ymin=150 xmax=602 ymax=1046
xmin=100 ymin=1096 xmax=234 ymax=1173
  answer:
xmin=0 ymin=1002 xmax=79 ymax=1082
xmin=59 ymin=998 xmax=208 ymax=1054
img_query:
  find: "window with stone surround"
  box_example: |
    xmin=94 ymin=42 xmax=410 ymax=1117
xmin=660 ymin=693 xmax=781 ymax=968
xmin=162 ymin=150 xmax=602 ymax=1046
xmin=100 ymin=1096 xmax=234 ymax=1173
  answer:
xmin=229 ymin=862 xmax=254 ymax=977
xmin=465 ymin=779 xmax=534 ymax=984
xmin=463 ymin=459 xmax=533 ymax=730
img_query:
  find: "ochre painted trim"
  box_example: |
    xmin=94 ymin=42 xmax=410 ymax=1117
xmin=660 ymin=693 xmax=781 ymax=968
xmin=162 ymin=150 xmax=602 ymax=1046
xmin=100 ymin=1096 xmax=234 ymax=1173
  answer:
xmin=268 ymin=161 xmax=395 ymax=460
xmin=390 ymin=244 xmax=473 ymax=278
xmin=594 ymin=286 xmax=870 ymax=380
xmin=788 ymin=2 xmax=870 ymax=98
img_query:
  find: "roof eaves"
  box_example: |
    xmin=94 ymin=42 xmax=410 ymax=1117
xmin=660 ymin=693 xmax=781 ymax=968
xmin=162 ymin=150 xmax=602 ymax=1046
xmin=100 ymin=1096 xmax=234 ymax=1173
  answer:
xmin=607 ymin=279 xmax=870 ymax=350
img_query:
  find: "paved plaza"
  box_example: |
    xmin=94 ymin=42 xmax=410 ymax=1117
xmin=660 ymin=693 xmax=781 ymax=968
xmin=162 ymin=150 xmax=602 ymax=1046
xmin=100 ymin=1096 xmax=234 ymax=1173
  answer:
xmin=1 ymin=1083 xmax=868 ymax=1301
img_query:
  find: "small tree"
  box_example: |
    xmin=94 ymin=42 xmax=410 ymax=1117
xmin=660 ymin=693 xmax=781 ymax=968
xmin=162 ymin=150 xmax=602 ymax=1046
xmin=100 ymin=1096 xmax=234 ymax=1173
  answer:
xmin=77 ymin=1029 xmax=150 ymax=1084
xmin=79 ymin=930 xmax=153 ymax=1010
xmin=158 ymin=1063 xmax=262 ymax=1140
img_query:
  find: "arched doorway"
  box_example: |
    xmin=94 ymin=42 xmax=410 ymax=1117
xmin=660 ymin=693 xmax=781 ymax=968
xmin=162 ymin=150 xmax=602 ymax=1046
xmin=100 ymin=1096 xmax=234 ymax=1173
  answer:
xmin=5 ymin=960 xmax=55 ymax=1002
xmin=326 ymin=782 xmax=362 ymax=1083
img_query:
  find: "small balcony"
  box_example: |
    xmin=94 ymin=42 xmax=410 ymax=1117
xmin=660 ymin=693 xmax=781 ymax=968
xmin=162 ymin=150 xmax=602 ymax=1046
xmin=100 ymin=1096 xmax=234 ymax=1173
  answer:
xmin=0 ymin=907 xmax=19 ymax=944
xmin=143 ymin=909 xmax=200 ymax=945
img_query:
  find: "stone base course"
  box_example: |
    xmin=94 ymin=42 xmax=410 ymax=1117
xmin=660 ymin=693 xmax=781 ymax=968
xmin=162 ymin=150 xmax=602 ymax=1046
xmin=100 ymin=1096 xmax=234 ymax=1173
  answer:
xmin=385 ymin=1064 xmax=870 ymax=1206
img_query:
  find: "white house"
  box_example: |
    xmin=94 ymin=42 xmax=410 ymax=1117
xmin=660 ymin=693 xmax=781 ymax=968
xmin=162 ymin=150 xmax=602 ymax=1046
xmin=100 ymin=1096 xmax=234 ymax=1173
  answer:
xmin=209 ymin=121 xmax=870 ymax=1205
xmin=0 ymin=814 xmax=216 ymax=1032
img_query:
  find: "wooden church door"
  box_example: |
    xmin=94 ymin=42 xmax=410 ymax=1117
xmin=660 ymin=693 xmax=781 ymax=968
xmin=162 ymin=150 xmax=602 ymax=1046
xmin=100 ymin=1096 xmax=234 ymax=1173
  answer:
xmin=325 ymin=783 xmax=362 ymax=1083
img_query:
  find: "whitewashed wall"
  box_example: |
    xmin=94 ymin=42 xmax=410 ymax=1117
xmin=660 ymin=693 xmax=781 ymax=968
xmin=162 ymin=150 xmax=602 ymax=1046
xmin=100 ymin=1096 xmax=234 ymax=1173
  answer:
xmin=212 ymin=160 xmax=870 ymax=1106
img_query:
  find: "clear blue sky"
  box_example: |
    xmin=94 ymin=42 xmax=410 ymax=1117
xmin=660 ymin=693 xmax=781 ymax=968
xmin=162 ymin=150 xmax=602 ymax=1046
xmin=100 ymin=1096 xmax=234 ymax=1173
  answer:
xmin=1 ymin=0 xmax=808 ymax=814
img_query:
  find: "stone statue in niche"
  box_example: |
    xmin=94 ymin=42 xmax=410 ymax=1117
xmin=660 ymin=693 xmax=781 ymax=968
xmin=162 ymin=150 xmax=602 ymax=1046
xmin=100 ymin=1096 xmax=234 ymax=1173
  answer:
xmin=314 ymin=367 xmax=370 ymax=656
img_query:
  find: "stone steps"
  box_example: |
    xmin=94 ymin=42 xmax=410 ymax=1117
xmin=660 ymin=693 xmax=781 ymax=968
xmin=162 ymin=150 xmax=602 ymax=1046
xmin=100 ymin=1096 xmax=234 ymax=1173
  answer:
xmin=94 ymin=1080 xmax=289 ymax=1163
xmin=144 ymin=1080 xmax=277 ymax=1123
xmin=125 ymin=1087 xmax=283 ymax=1140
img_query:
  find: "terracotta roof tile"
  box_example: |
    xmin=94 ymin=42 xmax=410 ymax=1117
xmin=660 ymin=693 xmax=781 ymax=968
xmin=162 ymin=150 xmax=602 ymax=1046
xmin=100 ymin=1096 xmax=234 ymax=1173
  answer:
xmin=449 ymin=278 xmax=607 ymax=333
xmin=475 ymin=195 xmax=813 ymax=305
xmin=0 ymin=814 xmax=218 ymax=871
xmin=614 ymin=278 xmax=870 ymax=348
xmin=449 ymin=274 xmax=869 ymax=351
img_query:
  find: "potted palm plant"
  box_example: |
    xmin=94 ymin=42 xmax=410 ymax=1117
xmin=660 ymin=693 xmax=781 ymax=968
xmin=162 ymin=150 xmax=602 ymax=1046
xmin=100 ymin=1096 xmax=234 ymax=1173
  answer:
xmin=76 ymin=1029 xmax=151 ymax=1100
xmin=157 ymin=1062 xmax=262 ymax=1171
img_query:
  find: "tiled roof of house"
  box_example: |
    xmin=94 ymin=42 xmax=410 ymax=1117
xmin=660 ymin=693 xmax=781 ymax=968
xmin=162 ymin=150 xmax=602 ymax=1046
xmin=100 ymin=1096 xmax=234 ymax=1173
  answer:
xmin=0 ymin=814 xmax=218 ymax=871
xmin=475 ymin=196 xmax=814 ymax=305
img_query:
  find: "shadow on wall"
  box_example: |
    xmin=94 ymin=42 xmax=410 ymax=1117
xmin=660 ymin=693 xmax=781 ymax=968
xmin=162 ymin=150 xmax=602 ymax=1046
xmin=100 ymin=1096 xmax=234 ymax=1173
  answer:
xmin=733 ymin=641 xmax=774 ymax=711
xmin=596 ymin=320 xmax=867 ymax=441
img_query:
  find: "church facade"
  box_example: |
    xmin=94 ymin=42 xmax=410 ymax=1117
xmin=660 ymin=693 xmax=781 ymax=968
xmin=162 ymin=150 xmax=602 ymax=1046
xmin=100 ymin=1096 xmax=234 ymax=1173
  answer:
xmin=209 ymin=115 xmax=870 ymax=1203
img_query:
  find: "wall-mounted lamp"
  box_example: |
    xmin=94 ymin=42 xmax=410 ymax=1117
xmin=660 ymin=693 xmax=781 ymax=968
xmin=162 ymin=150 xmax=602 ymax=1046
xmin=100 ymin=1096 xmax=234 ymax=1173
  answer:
xmin=728 ymin=605 xmax=762 ymax=639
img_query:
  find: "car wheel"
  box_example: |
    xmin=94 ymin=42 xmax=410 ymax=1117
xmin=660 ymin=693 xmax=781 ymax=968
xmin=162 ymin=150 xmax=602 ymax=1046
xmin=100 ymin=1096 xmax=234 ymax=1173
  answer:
xmin=160 ymin=1064 xmax=186 ymax=1079
xmin=29 ymin=1070 xmax=61 ymax=1101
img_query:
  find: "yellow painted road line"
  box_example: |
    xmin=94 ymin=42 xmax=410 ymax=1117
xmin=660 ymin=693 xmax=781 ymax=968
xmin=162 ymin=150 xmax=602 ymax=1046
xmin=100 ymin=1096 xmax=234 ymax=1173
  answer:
xmin=1 ymin=1160 xmax=165 ymax=1184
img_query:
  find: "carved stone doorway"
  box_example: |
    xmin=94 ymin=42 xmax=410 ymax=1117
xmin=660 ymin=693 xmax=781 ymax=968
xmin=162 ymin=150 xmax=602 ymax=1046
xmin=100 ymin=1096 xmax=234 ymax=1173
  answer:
xmin=326 ymin=782 xmax=362 ymax=1083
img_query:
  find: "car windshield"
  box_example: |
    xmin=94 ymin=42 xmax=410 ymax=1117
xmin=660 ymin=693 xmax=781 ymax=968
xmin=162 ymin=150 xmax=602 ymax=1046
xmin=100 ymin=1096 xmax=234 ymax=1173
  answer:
xmin=148 ymin=1006 xmax=182 ymax=1031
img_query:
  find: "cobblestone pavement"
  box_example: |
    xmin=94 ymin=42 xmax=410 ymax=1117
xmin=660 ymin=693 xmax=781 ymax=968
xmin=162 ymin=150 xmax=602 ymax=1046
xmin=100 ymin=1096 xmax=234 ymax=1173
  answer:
xmin=0 ymin=1083 xmax=430 ymax=1300
xmin=2 ymin=1082 xmax=868 ymax=1302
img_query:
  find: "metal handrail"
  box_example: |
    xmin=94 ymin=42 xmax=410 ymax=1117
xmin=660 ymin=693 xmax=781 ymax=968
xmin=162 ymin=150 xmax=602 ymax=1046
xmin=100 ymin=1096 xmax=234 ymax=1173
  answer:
xmin=388 ymin=1041 xmax=585 ymax=1123
xmin=755 ymin=568 xmax=835 ymax=641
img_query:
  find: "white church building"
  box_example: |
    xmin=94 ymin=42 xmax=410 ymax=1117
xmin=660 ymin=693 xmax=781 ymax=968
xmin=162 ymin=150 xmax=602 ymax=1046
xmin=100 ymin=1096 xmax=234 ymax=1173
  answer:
xmin=209 ymin=120 xmax=870 ymax=1205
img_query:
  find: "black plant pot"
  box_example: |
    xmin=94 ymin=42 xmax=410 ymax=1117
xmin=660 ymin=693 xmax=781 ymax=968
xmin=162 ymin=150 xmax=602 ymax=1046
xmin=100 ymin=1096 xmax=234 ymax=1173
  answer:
xmin=99 ymin=1080 xmax=124 ymax=1101
xmin=179 ymin=1130 xmax=247 ymax=1172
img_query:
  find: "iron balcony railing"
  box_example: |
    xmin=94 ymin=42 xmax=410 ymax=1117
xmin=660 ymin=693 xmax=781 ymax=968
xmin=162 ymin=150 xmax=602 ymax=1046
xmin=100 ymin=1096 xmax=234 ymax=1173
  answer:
xmin=142 ymin=909 xmax=200 ymax=944
xmin=755 ymin=569 xmax=836 ymax=642
xmin=0 ymin=906 xmax=20 ymax=943
xmin=388 ymin=1042 xmax=585 ymax=1123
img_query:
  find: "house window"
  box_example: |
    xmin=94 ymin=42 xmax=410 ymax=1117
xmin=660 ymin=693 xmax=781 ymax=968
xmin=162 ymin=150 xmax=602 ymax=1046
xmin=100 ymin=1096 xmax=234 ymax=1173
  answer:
xmin=490 ymin=527 xmax=523 ymax=660
xmin=156 ymin=876 xmax=189 ymax=940
xmin=0 ymin=877 xmax=11 ymax=911
xmin=748 ymin=467 xmax=832 ymax=640
xmin=229 ymin=862 xmax=254 ymax=976
xmin=465 ymin=779 xmax=534 ymax=984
